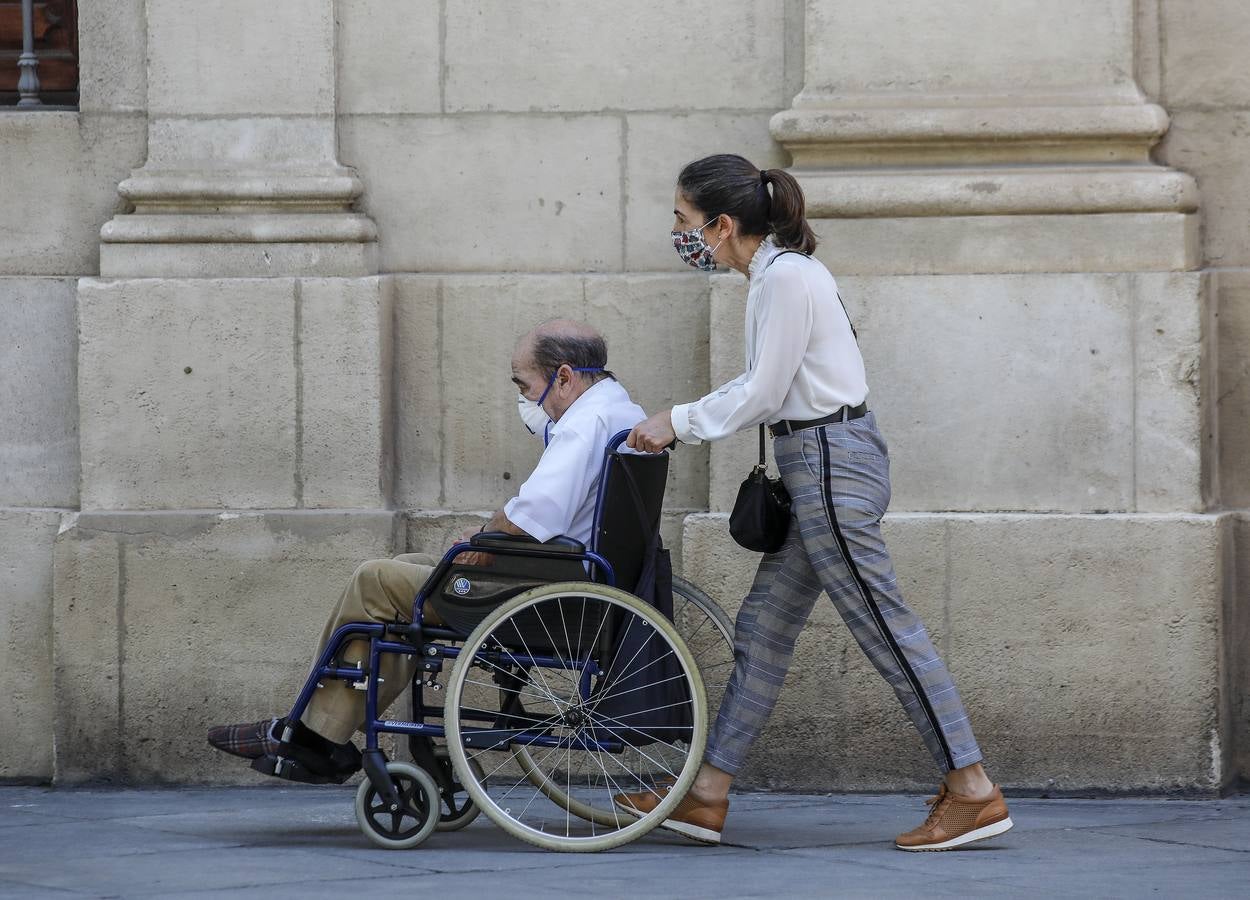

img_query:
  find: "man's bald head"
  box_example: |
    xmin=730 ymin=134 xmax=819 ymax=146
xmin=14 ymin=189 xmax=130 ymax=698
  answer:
xmin=510 ymin=318 xmax=613 ymax=423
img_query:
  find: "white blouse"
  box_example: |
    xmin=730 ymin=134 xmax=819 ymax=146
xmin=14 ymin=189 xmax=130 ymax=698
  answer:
xmin=670 ymin=237 xmax=868 ymax=444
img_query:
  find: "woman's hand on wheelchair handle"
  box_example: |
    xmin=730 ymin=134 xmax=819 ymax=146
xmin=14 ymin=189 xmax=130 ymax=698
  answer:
xmin=628 ymin=410 xmax=677 ymax=454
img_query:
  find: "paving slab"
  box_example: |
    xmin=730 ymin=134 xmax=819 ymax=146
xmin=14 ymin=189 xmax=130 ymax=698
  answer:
xmin=1 ymin=787 xmax=1248 ymax=899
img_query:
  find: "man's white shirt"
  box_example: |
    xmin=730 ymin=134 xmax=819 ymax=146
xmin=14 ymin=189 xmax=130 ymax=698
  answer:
xmin=505 ymin=378 xmax=645 ymax=546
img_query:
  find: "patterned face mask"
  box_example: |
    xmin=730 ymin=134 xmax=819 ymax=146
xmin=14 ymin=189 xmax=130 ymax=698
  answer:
xmin=672 ymin=216 xmax=724 ymax=271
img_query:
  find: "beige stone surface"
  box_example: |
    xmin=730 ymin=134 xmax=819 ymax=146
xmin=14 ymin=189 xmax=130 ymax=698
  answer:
xmin=0 ymin=113 xmax=147 ymax=276
xmin=394 ymin=274 xmax=710 ymax=512
xmin=1232 ymin=514 xmax=1250 ymax=782
xmin=800 ymin=0 xmax=1136 ymax=102
xmin=705 ymin=271 xmax=1209 ymax=513
xmin=1132 ymin=273 xmax=1210 ymax=512
xmin=945 ymin=514 xmax=1229 ymax=792
xmin=52 ymin=511 xmax=400 ymax=783
xmin=1218 ymin=272 xmax=1250 ymax=509
xmin=336 ymin=0 xmax=441 ymax=115
xmin=0 ymin=279 xmax=79 ymax=508
xmin=624 ymin=113 xmax=787 ymax=272
xmin=444 ymin=1 xmax=786 ymax=112
xmin=1156 ymin=110 xmax=1250 ymax=268
xmin=392 ymin=276 xmax=442 ymax=510
xmin=298 ymin=278 xmax=393 ymax=508
xmin=1158 ymin=0 xmax=1250 ymax=109
xmin=339 ymin=115 xmax=623 ymax=272
xmin=681 ymin=511 xmax=1231 ymax=792
xmin=0 ymin=509 xmax=63 ymax=781
xmin=808 ymin=213 xmax=1198 ymax=277
xmin=77 ymin=279 xmax=298 ymax=509
xmin=77 ymin=0 xmax=147 ymax=113
xmin=146 ymin=0 xmax=334 ymax=116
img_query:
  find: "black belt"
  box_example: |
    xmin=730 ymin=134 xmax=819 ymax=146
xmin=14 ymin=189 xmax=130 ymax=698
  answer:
xmin=769 ymin=403 xmax=868 ymax=438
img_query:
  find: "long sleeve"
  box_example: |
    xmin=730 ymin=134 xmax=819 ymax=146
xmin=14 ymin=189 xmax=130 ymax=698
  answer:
xmin=672 ymin=264 xmax=814 ymax=443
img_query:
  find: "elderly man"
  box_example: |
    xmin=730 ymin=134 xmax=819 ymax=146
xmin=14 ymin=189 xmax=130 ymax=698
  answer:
xmin=208 ymin=319 xmax=645 ymax=780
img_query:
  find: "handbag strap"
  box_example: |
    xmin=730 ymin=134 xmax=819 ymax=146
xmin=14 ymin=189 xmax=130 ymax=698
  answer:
xmin=757 ymin=424 xmax=767 ymax=468
xmin=765 ymin=249 xmax=857 ymax=340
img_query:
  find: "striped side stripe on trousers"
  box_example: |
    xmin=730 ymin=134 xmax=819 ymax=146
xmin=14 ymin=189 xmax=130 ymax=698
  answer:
xmin=703 ymin=411 xmax=983 ymax=777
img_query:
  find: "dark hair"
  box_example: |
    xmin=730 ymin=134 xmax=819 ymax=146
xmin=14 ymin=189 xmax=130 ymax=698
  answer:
xmin=531 ymin=330 xmax=613 ymax=385
xmin=677 ymin=154 xmax=817 ymax=254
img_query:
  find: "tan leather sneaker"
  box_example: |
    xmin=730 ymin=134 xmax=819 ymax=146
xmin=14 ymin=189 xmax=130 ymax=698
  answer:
xmin=895 ymin=784 xmax=1013 ymax=851
xmin=613 ymin=786 xmax=728 ymax=845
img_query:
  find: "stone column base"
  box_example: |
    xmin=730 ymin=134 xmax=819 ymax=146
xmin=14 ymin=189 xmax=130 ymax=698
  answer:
xmin=681 ymin=512 xmax=1235 ymax=794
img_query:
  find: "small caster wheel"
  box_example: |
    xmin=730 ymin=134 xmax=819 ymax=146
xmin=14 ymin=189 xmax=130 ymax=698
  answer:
xmin=354 ymin=761 xmax=440 ymax=849
xmin=432 ymin=745 xmax=485 ymax=832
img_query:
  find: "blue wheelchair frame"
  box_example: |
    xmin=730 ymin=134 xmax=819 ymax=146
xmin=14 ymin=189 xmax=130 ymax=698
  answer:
xmin=274 ymin=430 xmax=646 ymax=795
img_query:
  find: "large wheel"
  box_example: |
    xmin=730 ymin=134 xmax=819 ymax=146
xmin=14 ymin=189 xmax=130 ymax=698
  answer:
xmin=513 ymin=575 xmax=734 ymax=827
xmin=354 ymin=761 xmax=440 ymax=850
xmin=444 ymin=582 xmax=707 ymax=852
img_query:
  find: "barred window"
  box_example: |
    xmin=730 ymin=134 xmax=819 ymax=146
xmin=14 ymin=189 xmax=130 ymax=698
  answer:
xmin=1 ymin=1 xmax=78 ymax=107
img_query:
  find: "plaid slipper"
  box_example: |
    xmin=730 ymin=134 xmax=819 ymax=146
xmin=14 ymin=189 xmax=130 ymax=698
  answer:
xmin=207 ymin=718 xmax=280 ymax=760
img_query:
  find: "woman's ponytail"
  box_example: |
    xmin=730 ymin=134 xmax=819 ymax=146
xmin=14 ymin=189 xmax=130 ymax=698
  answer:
xmin=761 ymin=168 xmax=817 ymax=254
xmin=678 ymin=155 xmax=818 ymax=254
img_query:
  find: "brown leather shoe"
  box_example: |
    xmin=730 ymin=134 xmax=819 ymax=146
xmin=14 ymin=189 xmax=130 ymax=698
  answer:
xmin=895 ymin=783 xmax=1013 ymax=851
xmin=613 ymin=786 xmax=728 ymax=845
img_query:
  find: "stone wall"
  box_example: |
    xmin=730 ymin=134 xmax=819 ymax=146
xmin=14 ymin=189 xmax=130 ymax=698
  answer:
xmin=0 ymin=0 xmax=1246 ymax=791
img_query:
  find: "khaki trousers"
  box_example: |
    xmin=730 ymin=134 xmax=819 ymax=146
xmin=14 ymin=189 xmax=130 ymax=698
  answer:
xmin=300 ymin=553 xmax=437 ymax=743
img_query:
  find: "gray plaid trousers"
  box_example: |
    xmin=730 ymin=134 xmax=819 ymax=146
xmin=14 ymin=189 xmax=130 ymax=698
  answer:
xmin=704 ymin=413 xmax=983 ymax=776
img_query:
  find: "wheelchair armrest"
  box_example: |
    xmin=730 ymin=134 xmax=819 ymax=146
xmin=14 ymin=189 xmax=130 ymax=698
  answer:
xmin=469 ymin=532 xmax=587 ymax=555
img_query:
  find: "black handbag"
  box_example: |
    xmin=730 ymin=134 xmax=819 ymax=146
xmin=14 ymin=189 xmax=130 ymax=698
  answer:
xmin=728 ymin=424 xmax=792 ymax=553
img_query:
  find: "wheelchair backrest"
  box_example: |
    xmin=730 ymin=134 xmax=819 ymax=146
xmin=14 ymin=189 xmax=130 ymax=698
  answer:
xmin=590 ymin=430 xmax=670 ymax=594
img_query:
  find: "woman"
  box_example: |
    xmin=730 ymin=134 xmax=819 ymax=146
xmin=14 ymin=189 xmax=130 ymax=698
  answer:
xmin=620 ymin=154 xmax=1012 ymax=851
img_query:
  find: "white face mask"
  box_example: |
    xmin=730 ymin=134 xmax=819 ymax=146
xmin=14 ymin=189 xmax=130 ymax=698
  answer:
xmin=517 ymin=393 xmax=552 ymax=444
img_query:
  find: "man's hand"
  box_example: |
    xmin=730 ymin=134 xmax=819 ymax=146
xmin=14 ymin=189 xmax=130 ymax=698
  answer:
xmin=455 ymin=523 xmax=493 ymax=567
xmin=628 ymin=409 xmax=677 ymax=454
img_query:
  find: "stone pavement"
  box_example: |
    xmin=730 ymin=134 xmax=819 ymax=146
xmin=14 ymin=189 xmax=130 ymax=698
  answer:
xmin=1 ymin=786 xmax=1248 ymax=898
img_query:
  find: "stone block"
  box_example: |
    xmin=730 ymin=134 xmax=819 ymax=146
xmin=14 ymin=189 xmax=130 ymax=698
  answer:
xmin=298 ymin=277 xmax=393 ymax=507
xmin=339 ymin=115 xmax=623 ymax=272
xmin=801 ymin=0 xmax=1135 ymax=101
xmin=77 ymin=278 xmax=298 ymax=509
xmin=1157 ymin=110 xmax=1250 ymax=268
xmin=1218 ymin=272 xmax=1250 ymax=508
xmin=0 ymin=509 xmax=63 ymax=781
xmin=706 ymin=271 xmax=1208 ymax=513
xmin=0 ymin=278 xmax=79 ymax=508
xmin=1233 ymin=514 xmax=1250 ymax=782
xmin=680 ymin=511 xmax=1232 ymax=792
xmin=444 ymin=1 xmax=786 ymax=112
xmin=437 ymin=275 xmax=583 ymax=510
xmin=1159 ymin=1 xmax=1250 ymax=109
xmin=392 ymin=275 xmax=442 ymax=509
xmin=945 ymin=513 xmax=1229 ymax=792
xmin=77 ymin=0 xmax=147 ymax=113
xmin=808 ymin=213 xmax=1198 ymax=276
xmin=624 ymin=113 xmax=788 ymax=271
xmin=52 ymin=510 xmax=401 ymax=783
xmin=1132 ymin=272 xmax=1210 ymax=512
xmin=336 ymin=0 xmax=440 ymax=115
xmin=395 ymin=274 xmax=710 ymax=511
xmin=583 ymin=274 xmax=710 ymax=509
xmin=146 ymin=0 xmax=334 ymax=115
xmin=0 ymin=113 xmax=147 ymax=276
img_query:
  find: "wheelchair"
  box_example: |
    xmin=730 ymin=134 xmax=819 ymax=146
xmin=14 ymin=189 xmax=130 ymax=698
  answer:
xmin=265 ymin=430 xmax=735 ymax=853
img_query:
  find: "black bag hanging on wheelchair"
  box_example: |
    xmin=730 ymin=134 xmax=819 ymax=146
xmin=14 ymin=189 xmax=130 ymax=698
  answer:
xmin=589 ymin=455 xmax=694 ymax=748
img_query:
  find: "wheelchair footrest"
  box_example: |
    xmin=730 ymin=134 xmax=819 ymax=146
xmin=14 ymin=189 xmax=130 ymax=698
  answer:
xmin=250 ymin=753 xmax=354 ymax=785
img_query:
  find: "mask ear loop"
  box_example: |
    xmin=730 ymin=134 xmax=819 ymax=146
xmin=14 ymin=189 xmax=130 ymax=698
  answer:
xmin=537 ymin=366 xmax=606 ymax=408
